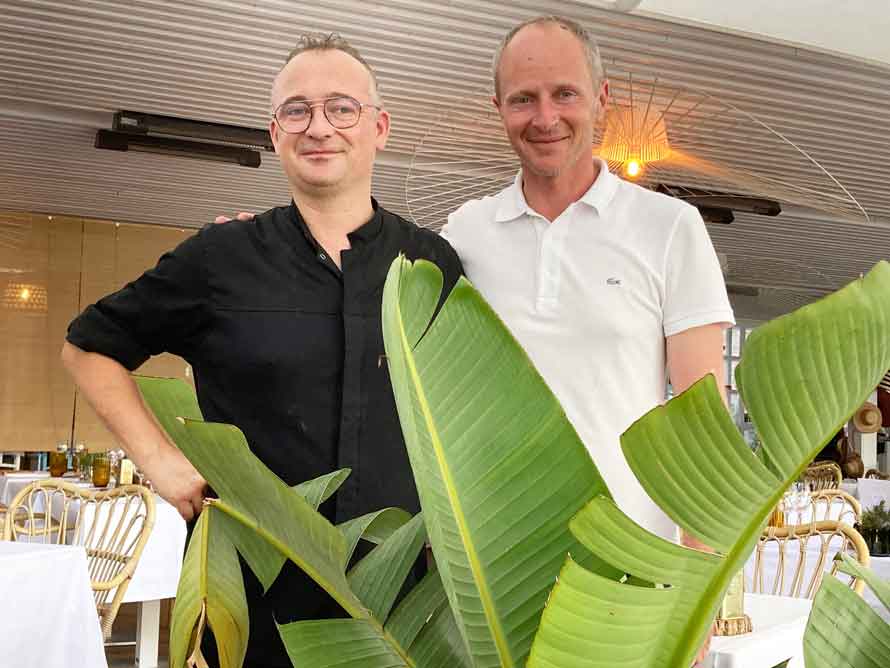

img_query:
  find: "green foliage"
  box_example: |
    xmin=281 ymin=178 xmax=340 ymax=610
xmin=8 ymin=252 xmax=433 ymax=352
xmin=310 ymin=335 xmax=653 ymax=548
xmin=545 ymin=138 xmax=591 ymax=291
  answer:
xmin=860 ymin=499 xmax=890 ymax=531
xmin=804 ymin=554 xmax=890 ymax=668
xmin=135 ymin=376 xmax=469 ymax=668
xmin=139 ymin=257 xmax=890 ymax=668
xmin=382 ymin=257 xmax=890 ymax=668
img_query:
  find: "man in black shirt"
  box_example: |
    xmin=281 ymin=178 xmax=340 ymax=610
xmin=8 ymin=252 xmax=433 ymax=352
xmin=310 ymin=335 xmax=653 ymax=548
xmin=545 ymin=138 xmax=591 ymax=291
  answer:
xmin=62 ymin=33 xmax=462 ymax=667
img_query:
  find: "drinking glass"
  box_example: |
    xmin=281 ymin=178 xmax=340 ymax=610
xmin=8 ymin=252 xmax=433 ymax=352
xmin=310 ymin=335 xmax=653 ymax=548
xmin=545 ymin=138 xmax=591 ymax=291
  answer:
xmin=92 ymin=453 xmax=111 ymax=487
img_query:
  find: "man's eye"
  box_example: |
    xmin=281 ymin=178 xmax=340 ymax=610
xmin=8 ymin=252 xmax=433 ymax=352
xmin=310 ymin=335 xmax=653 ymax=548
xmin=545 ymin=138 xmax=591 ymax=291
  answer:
xmin=557 ymin=90 xmax=578 ymax=101
xmin=285 ymin=106 xmax=308 ymax=117
xmin=510 ymin=96 xmax=531 ymax=106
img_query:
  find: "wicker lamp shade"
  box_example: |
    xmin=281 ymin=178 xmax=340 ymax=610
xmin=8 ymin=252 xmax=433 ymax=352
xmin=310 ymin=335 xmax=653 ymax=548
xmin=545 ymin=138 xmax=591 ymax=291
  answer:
xmin=1 ymin=281 xmax=48 ymax=312
xmin=597 ymin=104 xmax=672 ymax=172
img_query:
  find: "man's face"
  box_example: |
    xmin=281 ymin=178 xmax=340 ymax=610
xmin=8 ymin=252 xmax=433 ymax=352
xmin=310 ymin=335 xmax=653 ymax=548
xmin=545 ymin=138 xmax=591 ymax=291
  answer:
xmin=269 ymin=50 xmax=389 ymax=194
xmin=494 ymin=23 xmax=608 ymax=180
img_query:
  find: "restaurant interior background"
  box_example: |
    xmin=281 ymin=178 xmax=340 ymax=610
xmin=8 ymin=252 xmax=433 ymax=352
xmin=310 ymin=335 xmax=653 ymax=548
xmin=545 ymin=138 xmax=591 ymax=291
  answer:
xmin=2 ymin=2 xmax=890 ymax=667
xmin=2 ymin=0 xmax=889 ymax=462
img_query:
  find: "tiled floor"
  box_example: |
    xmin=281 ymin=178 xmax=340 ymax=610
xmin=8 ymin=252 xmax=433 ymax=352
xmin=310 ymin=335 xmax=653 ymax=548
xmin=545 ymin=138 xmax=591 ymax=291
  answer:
xmin=106 ymin=600 xmax=171 ymax=668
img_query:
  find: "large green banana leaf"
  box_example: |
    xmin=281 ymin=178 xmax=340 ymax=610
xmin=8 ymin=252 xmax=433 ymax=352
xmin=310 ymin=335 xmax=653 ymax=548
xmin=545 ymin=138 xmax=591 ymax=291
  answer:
xmin=278 ymin=524 xmax=472 ymax=668
xmin=169 ymin=505 xmax=249 ymax=668
xmin=136 ymin=376 xmax=468 ymax=668
xmin=381 ymin=257 xmax=622 ymax=668
xmin=525 ymin=261 xmax=890 ymax=667
xmin=382 ymin=256 xmax=890 ymax=668
xmin=804 ymin=553 xmax=890 ymax=668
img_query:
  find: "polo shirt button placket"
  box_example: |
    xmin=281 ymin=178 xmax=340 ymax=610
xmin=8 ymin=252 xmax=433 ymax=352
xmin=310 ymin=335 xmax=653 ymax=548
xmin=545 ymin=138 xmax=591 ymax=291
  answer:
xmin=537 ymin=223 xmax=560 ymax=314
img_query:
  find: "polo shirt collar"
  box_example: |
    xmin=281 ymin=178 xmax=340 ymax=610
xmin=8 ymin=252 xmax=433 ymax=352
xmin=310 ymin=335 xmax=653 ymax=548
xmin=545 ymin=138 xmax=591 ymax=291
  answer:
xmin=494 ymin=158 xmax=619 ymax=222
xmin=579 ymin=158 xmax=620 ymax=214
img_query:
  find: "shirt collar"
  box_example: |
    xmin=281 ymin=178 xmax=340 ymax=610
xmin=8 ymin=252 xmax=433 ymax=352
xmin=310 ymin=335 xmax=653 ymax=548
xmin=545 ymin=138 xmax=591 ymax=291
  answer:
xmin=347 ymin=197 xmax=384 ymax=243
xmin=494 ymin=158 xmax=619 ymax=222
xmin=289 ymin=197 xmax=383 ymax=249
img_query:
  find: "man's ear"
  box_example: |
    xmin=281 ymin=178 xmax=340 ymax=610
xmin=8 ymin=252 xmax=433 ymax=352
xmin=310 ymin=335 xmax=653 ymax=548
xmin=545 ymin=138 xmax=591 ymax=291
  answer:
xmin=269 ymin=119 xmax=281 ymax=154
xmin=375 ymin=109 xmax=391 ymax=150
xmin=596 ymin=79 xmax=610 ymax=116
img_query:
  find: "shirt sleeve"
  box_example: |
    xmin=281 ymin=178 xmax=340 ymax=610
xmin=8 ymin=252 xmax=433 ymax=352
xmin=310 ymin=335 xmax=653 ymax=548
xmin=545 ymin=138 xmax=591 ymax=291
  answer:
xmin=66 ymin=229 xmax=211 ymax=370
xmin=436 ymin=233 xmax=466 ymax=300
xmin=662 ymin=205 xmax=735 ymax=337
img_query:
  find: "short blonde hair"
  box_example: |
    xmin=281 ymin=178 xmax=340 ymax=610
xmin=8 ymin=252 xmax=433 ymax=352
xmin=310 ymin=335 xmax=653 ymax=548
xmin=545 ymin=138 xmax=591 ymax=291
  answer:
xmin=492 ymin=16 xmax=605 ymax=99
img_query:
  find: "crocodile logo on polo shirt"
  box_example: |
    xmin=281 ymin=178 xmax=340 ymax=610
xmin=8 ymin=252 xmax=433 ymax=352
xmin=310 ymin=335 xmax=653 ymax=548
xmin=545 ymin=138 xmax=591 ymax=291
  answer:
xmin=606 ymin=277 xmax=622 ymax=286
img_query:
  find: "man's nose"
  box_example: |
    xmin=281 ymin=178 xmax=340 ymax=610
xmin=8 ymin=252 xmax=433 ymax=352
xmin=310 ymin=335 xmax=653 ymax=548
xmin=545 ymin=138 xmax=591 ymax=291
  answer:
xmin=305 ymin=105 xmax=334 ymax=139
xmin=531 ymin=100 xmax=560 ymax=132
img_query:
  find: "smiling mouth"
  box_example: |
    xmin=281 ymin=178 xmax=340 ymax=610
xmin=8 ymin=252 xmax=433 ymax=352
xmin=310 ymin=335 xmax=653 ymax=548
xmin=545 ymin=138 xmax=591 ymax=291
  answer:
xmin=527 ymin=137 xmax=568 ymax=144
xmin=302 ymin=150 xmax=341 ymax=157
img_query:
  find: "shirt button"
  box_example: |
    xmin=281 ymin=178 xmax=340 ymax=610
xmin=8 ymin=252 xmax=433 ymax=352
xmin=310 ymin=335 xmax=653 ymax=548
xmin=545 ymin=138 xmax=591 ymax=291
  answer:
xmin=319 ymin=252 xmax=327 ymax=260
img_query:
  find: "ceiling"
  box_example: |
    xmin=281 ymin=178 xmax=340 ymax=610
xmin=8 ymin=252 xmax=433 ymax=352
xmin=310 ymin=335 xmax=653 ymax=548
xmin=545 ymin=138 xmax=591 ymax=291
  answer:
xmin=1 ymin=0 xmax=889 ymax=322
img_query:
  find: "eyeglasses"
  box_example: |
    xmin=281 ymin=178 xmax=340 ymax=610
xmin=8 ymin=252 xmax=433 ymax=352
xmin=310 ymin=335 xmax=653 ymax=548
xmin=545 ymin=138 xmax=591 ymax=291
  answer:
xmin=273 ymin=96 xmax=380 ymax=134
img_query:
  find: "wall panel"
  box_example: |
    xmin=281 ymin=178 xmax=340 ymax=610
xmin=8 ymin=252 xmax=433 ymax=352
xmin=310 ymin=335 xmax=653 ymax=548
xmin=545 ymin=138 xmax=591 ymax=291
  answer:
xmin=0 ymin=212 xmax=194 ymax=452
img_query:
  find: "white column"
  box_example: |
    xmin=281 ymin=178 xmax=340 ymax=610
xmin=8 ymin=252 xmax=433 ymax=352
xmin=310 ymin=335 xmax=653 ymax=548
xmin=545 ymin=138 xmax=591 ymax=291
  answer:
xmin=851 ymin=390 xmax=879 ymax=471
xmin=135 ymin=600 xmax=161 ymax=668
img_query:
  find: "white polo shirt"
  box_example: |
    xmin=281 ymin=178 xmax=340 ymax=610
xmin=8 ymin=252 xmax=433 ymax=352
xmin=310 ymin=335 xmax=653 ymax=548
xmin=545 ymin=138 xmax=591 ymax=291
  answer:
xmin=441 ymin=159 xmax=734 ymax=539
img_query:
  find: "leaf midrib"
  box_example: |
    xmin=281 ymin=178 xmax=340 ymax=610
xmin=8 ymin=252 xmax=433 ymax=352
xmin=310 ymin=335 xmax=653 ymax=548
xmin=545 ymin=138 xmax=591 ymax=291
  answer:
xmin=399 ymin=293 xmax=514 ymax=668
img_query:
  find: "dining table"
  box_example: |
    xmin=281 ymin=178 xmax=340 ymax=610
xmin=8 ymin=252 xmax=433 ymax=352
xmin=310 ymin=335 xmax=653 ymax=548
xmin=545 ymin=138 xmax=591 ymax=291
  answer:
xmin=0 ymin=470 xmax=186 ymax=667
xmin=0 ymin=541 xmax=108 ymax=667
xmin=703 ymin=593 xmax=812 ymax=668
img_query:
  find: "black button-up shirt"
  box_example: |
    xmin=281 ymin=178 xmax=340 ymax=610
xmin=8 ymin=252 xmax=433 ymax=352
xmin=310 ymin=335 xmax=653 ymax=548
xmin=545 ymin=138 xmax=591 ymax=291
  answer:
xmin=66 ymin=200 xmax=463 ymax=666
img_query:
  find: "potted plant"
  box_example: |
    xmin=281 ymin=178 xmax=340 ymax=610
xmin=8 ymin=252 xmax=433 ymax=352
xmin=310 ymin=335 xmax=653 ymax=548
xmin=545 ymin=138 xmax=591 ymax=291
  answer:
xmin=860 ymin=500 xmax=890 ymax=556
xmin=138 ymin=258 xmax=890 ymax=668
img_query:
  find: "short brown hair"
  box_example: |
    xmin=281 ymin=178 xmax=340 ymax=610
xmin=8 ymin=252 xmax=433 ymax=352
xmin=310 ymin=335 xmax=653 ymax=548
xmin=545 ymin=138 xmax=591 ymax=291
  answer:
xmin=492 ymin=16 xmax=605 ymax=99
xmin=285 ymin=32 xmax=382 ymax=105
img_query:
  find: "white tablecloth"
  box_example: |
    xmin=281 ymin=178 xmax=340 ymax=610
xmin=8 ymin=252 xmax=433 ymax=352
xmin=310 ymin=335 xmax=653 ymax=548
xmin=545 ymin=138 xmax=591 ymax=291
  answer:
xmin=0 ymin=542 xmax=107 ymax=668
xmin=858 ymin=477 xmax=890 ymax=511
xmin=0 ymin=470 xmax=51 ymax=505
xmin=745 ymin=540 xmax=890 ymax=622
xmin=704 ymin=593 xmax=812 ymax=668
xmin=2 ymin=475 xmax=185 ymax=601
xmin=121 ymin=497 xmax=186 ymax=602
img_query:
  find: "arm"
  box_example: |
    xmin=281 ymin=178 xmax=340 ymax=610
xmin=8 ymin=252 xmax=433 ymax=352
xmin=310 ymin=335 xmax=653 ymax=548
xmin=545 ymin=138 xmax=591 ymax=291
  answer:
xmin=667 ymin=322 xmax=728 ymax=552
xmin=61 ymin=342 xmax=206 ymax=520
xmin=666 ymin=322 xmax=727 ymax=402
xmin=63 ymin=231 xmax=211 ymax=520
xmin=668 ymin=321 xmax=729 ymax=549
xmin=666 ymin=322 xmax=728 ymax=667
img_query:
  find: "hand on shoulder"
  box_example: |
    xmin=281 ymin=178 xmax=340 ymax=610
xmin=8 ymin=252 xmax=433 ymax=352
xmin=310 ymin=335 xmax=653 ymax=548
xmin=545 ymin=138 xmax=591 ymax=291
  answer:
xmin=213 ymin=212 xmax=255 ymax=225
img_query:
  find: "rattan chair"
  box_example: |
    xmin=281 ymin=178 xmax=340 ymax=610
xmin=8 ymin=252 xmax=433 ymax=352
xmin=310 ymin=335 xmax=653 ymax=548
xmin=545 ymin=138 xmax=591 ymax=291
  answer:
xmin=2 ymin=479 xmax=155 ymax=639
xmin=864 ymin=468 xmax=890 ymax=481
xmin=750 ymin=519 xmax=870 ymax=599
xmin=784 ymin=489 xmax=862 ymax=527
xmin=802 ymin=461 xmax=843 ymax=491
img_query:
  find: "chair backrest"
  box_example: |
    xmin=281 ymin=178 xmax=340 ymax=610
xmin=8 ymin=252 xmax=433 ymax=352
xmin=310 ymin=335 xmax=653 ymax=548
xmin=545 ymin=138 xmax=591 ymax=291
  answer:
xmin=749 ymin=520 xmax=870 ymax=599
xmin=864 ymin=468 xmax=890 ymax=481
xmin=2 ymin=479 xmax=155 ymax=638
xmin=784 ymin=489 xmax=862 ymax=526
xmin=803 ymin=461 xmax=843 ymax=491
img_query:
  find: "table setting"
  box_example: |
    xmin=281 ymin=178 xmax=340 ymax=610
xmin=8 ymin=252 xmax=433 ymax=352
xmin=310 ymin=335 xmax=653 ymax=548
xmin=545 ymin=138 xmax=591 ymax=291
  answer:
xmin=1 ymin=467 xmax=186 ymax=667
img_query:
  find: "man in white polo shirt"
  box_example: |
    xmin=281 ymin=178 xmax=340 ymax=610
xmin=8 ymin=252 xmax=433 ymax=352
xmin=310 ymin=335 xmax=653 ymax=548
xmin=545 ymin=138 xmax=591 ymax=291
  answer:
xmin=441 ymin=15 xmax=735 ymax=545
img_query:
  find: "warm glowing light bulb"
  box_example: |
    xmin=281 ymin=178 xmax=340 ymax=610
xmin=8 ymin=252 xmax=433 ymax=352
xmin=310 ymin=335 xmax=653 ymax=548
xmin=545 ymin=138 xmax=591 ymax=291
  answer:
xmin=19 ymin=288 xmax=30 ymax=301
xmin=625 ymin=159 xmax=641 ymax=178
